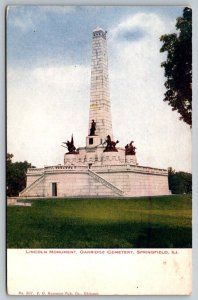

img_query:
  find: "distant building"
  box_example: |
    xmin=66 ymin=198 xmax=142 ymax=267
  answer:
xmin=20 ymin=27 xmax=169 ymax=197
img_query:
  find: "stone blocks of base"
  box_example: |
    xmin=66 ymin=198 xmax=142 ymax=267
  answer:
xmin=86 ymin=135 xmax=101 ymax=148
xmin=20 ymin=161 xmax=169 ymax=198
xmin=64 ymin=146 xmax=137 ymax=166
xmin=20 ymin=141 xmax=169 ymax=198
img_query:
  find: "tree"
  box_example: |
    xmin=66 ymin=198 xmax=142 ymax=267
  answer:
xmin=160 ymin=7 xmax=192 ymax=126
xmin=168 ymin=167 xmax=192 ymax=194
xmin=6 ymin=154 xmax=35 ymax=196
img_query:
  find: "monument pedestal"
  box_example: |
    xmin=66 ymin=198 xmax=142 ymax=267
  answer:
xmin=125 ymin=155 xmax=137 ymax=165
xmin=64 ymin=153 xmax=79 ymax=165
xmin=102 ymin=151 xmax=122 ymax=165
xmin=86 ymin=135 xmax=101 ymax=148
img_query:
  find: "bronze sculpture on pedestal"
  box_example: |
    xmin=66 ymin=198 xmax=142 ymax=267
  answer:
xmin=125 ymin=141 xmax=136 ymax=155
xmin=62 ymin=135 xmax=79 ymax=154
xmin=89 ymin=120 xmax=96 ymax=136
xmin=103 ymin=135 xmax=119 ymax=152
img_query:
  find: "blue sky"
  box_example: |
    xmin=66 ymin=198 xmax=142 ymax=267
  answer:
xmin=7 ymin=6 xmax=191 ymax=172
xmin=7 ymin=6 xmax=182 ymax=67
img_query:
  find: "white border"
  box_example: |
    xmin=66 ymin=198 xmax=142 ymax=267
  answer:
xmin=1 ymin=0 xmax=197 ymax=299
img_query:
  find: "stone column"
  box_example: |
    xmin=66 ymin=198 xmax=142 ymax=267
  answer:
xmin=88 ymin=27 xmax=113 ymax=144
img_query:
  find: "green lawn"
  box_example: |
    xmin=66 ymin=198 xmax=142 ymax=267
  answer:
xmin=7 ymin=195 xmax=192 ymax=248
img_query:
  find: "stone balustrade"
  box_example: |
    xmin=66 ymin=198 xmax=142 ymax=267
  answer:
xmin=44 ymin=165 xmax=87 ymax=171
xmin=27 ymin=164 xmax=167 ymax=176
xmin=27 ymin=168 xmax=44 ymax=174
xmin=92 ymin=164 xmax=168 ymax=175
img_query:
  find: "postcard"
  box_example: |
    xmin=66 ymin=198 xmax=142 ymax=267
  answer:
xmin=6 ymin=5 xmax=192 ymax=295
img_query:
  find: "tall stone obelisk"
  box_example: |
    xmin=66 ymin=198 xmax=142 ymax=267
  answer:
xmin=88 ymin=27 xmax=113 ymax=145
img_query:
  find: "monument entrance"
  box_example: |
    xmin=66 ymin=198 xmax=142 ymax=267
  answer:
xmin=52 ymin=183 xmax=57 ymax=197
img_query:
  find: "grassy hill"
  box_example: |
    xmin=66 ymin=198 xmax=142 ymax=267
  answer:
xmin=7 ymin=194 xmax=192 ymax=248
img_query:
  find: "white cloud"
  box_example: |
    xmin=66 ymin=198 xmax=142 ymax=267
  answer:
xmin=110 ymin=13 xmax=166 ymax=39
xmin=7 ymin=12 xmax=191 ymax=172
xmin=108 ymin=13 xmax=191 ymax=172
xmin=7 ymin=64 xmax=90 ymax=167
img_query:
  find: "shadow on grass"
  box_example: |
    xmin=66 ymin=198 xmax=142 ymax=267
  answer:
xmin=7 ymin=217 xmax=192 ymax=249
xmin=7 ymin=195 xmax=192 ymax=248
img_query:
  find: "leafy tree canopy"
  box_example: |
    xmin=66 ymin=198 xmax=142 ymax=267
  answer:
xmin=168 ymin=167 xmax=192 ymax=194
xmin=160 ymin=7 xmax=192 ymax=125
xmin=6 ymin=154 xmax=35 ymax=196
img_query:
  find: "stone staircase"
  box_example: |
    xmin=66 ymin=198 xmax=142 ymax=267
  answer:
xmin=88 ymin=169 xmax=123 ymax=196
xmin=19 ymin=174 xmax=44 ymax=196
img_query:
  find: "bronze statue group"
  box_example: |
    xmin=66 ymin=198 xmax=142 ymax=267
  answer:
xmin=63 ymin=120 xmax=136 ymax=155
